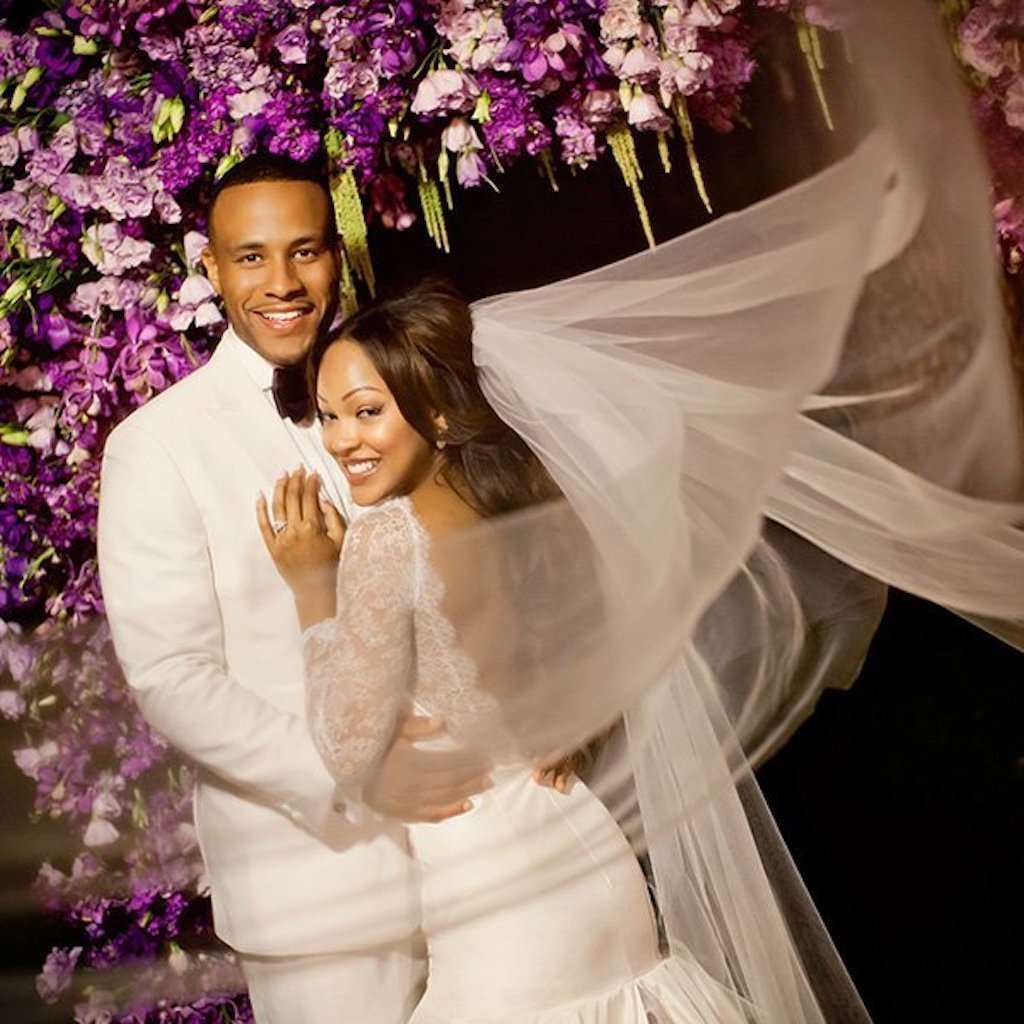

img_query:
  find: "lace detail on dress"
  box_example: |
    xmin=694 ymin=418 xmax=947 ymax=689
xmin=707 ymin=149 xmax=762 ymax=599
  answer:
xmin=303 ymin=497 xmax=506 ymax=788
xmin=303 ymin=501 xmax=417 ymax=784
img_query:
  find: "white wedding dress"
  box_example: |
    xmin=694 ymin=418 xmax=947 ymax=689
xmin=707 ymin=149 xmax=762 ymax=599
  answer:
xmin=302 ymin=497 xmax=751 ymax=1024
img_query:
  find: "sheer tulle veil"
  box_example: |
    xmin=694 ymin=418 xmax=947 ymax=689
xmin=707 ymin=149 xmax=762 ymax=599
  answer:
xmin=407 ymin=3 xmax=1024 ymax=1021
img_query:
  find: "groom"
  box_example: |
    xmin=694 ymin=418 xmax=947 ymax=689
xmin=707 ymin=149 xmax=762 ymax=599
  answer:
xmin=97 ymin=155 xmax=488 ymax=1022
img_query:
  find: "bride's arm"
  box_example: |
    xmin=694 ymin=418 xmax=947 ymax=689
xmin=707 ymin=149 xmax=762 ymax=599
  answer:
xmin=258 ymin=477 xmax=418 ymax=787
xmin=302 ymin=504 xmax=417 ymax=785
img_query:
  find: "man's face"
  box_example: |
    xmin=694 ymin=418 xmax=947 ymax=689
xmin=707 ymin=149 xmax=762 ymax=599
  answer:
xmin=201 ymin=179 xmax=340 ymax=367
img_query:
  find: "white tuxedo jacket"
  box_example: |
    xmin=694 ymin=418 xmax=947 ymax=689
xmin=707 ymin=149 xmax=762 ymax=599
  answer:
xmin=97 ymin=330 xmax=418 ymax=956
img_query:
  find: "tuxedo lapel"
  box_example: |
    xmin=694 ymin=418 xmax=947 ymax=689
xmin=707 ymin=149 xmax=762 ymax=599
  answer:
xmin=201 ymin=334 xmax=353 ymax=517
xmin=203 ymin=337 xmax=305 ymax=487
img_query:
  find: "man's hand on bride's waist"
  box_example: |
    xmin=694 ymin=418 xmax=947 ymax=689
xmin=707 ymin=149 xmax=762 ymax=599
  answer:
xmin=365 ymin=714 xmax=493 ymax=824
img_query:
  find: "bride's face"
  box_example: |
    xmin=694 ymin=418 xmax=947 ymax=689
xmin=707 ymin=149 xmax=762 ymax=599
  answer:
xmin=316 ymin=339 xmax=438 ymax=506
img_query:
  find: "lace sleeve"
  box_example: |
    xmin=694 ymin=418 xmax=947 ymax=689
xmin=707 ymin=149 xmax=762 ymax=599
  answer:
xmin=302 ymin=502 xmax=417 ymax=786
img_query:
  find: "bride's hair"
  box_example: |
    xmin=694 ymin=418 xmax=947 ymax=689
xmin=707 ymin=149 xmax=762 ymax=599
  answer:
xmin=308 ymin=277 xmax=560 ymax=516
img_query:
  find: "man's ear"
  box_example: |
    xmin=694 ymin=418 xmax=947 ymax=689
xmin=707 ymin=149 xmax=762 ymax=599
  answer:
xmin=200 ymin=246 xmax=221 ymax=296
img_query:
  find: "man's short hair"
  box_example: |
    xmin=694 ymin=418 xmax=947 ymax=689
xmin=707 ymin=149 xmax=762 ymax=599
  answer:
xmin=207 ymin=152 xmax=336 ymax=242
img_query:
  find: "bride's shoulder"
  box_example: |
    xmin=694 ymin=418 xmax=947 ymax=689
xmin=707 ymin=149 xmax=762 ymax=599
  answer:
xmin=408 ymin=487 xmax=481 ymax=541
xmin=345 ymin=498 xmax=419 ymax=558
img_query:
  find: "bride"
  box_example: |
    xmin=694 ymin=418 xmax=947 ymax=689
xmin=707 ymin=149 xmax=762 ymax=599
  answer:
xmin=255 ymin=5 xmax=1024 ymax=1021
xmin=257 ymin=277 xmax=751 ymax=1023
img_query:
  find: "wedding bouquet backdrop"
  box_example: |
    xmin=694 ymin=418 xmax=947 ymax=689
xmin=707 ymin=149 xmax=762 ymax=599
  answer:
xmin=1 ymin=1 xmax=1022 ymax=1021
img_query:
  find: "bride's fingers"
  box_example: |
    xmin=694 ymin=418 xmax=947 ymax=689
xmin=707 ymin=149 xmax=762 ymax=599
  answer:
xmin=302 ymin=471 xmax=323 ymax=527
xmin=284 ymin=467 xmax=305 ymax=526
xmin=321 ymin=500 xmax=347 ymax=546
xmin=419 ymin=801 xmax=474 ymax=824
xmin=255 ymin=494 xmax=276 ymax=553
xmin=271 ymin=474 xmax=287 ymax=528
xmin=398 ymin=715 xmax=445 ymax=740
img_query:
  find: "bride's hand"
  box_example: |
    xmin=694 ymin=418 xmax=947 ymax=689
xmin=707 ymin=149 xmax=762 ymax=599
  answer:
xmin=257 ymin=468 xmax=346 ymax=626
xmin=532 ymin=750 xmax=587 ymax=793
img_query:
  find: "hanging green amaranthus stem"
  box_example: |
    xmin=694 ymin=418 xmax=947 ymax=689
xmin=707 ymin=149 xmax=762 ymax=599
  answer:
xmin=607 ymin=122 xmax=655 ymax=249
xmin=417 ymin=150 xmax=450 ymax=253
xmin=672 ymin=97 xmax=712 ymax=214
xmin=330 ymin=166 xmax=375 ymax=298
xmin=796 ymin=18 xmax=834 ymax=132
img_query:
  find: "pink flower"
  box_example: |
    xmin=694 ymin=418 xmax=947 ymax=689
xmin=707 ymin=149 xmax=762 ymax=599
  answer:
xmin=0 ymin=132 xmax=19 ymax=167
xmin=442 ymin=116 xmax=482 ymax=152
xmin=36 ymin=947 xmax=82 ymax=1003
xmin=83 ymin=817 xmax=119 ymax=847
xmin=184 ymin=230 xmax=209 ymax=268
xmin=959 ymin=6 xmax=1010 ymax=78
xmin=1004 ymin=78 xmax=1024 ymax=131
xmin=581 ymin=89 xmax=621 ymax=127
xmin=177 ymin=273 xmax=216 ymax=306
xmin=229 ymin=86 xmax=271 ymax=120
xmin=0 ymin=689 xmax=26 ymax=719
xmin=619 ymin=44 xmax=661 ymax=83
xmin=82 ymin=223 xmax=154 ymax=276
xmin=456 ymin=149 xmax=487 ymax=187
xmin=627 ymin=90 xmax=671 ymax=132
xmin=600 ymin=0 xmax=644 ymax=42
xmin=52 ymin=172 xmax=97 ymax=212
xmin=70 ymin=276 xmax=144 ymax=319
xmin=14 ymin=740 xmax=58 ymax=780
xmin=411 ymin=69 xmax=479 ymax=116
xmin=25 ymin=399 xmax=59 ymax=451
xmin=658 ymin=52 xmax=712 ymax=104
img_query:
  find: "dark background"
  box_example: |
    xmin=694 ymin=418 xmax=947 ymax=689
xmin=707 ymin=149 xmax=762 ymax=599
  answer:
xmin=3 ymin=30 xmax=1022 ymax=1023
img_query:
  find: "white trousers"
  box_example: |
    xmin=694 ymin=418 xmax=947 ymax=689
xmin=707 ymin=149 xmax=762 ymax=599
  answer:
xmin=240 ymin=937 xmax=426 ymax=1024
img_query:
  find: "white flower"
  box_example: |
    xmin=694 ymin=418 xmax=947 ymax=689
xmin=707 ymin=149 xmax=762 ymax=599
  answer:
xmin=184 ymin=230 xmax=209 ymax=268
xmin=178 ymin=273 xmax=216 ymax=306
xmin=442 ymin=117 xmax=482 ymax=152
xmin=229 ymin=87 xmax=271 ymax=121
xmin=83 ymin=818 xmax=120 ymax=847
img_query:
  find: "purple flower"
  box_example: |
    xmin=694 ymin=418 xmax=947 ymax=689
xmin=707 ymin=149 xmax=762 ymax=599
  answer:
xmin=275 ymin=23 xmax=311 ymax=64
xmin=26 ymin=147 xmax=74 ymax=187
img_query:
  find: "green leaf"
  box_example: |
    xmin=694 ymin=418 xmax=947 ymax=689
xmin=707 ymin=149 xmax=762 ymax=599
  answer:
xmin=168 ymin=96 xmax=185 ymax=134
xmin=472 ymin=91 xmax=492 ymax=124
xmin=72 ymin=35 xmax=100 ymax=56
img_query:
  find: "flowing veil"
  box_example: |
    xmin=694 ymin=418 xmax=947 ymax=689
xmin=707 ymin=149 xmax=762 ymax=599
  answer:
xmin=403 ymin=3 xmax=1024 ymax=1022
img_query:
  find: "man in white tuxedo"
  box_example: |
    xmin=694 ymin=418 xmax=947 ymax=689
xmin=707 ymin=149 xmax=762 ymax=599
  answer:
xmin=97 ymin=155 xmax=488 ymax=1023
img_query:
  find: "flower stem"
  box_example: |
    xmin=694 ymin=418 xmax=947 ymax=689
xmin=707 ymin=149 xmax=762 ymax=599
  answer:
xmin=331 ymin=167 xmax=376 ymax=298
xmin=797 ymin=21 xmax=834 ymax=132
xmin=607 ymin=123 xmax=655 ymax=249
xmin=672 ymin=98 xmax=712 ymax=214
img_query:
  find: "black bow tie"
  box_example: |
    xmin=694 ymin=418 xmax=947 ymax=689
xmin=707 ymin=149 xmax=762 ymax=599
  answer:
xmin=271 ymin=365 xmax=311 ymax=423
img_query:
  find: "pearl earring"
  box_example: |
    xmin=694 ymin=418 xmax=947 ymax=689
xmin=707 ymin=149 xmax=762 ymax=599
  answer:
xmin=435 ymin=436 xmax=447 ymax=450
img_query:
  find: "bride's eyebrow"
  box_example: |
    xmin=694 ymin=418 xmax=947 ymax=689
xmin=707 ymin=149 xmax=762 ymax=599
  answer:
xmin=340 ymin=385 xmax=385 ymax=401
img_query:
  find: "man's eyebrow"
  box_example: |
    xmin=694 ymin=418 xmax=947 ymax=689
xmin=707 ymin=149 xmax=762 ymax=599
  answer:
xmin=230 ymin=235 xmax=325 ymax=253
